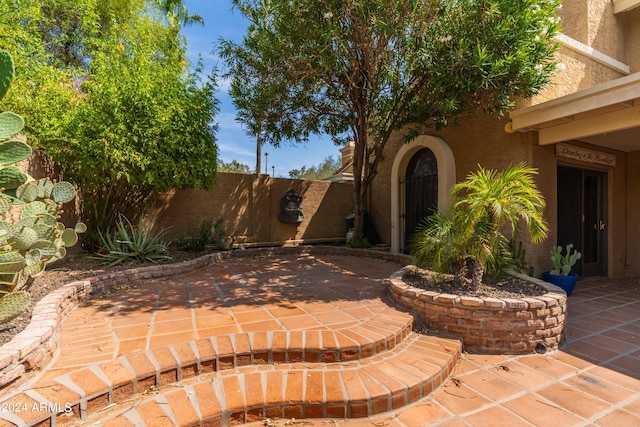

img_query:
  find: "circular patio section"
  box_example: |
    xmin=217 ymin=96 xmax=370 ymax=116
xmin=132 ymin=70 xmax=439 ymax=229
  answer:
xmin=0 ymin=247 xmax=467 ymax=426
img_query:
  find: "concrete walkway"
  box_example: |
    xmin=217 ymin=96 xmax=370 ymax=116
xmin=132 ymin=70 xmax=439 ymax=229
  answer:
xmin=0 ymin=252 xmax=638 ymax=426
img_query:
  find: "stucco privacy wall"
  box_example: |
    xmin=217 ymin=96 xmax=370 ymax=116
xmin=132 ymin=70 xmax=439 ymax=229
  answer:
xmin=146 ymin=173 xmax=354 ymax=246
xmin=20 ymin=151 xmax=355 ymax=249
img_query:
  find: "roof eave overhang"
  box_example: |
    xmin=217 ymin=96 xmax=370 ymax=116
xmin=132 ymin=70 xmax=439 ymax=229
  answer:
xmin=614 ymin=0 xmax=640 ymax=14
xmin=509 ymin=73 xmax=640 ymax=146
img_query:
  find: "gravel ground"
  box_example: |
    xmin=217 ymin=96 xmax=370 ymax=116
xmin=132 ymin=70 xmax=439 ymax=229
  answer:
xmin=403 ymin=268 xmax=547 ymax=299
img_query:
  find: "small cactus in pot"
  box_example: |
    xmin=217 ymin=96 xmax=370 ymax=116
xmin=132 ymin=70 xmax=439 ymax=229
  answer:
xmin=550 ymin=243 xmax=582 ymax=276
xmin=543 ymin=243 xmax=582 ymax=296
xmin=0 ymin=51 xmax=85 ymax=323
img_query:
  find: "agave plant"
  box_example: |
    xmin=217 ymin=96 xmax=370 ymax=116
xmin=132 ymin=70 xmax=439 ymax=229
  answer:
xmin=95 ymin=214 xmax=171 ymax=266
xmin=0 ymin=51 xmax=85 ymax=323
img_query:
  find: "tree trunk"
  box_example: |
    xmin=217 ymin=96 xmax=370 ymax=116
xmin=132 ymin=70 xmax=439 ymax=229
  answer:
xmin=471 ymin=259 xmax=483 ymax=291
xmin=352 ymin=183 xmax=366 ymax=241
xmin=255 ymin=132 xmax=262 ymax=174
xmin=351 ymin=115 xmax=368 ymax=240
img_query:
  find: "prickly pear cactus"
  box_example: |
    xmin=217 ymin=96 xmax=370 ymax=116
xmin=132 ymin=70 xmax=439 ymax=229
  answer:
xmin=550 ymin=243 xmax=582 ymax=276
xmin=0 ymin=51 xmax=85 ymax=323
xmin=0 ymin=52 xmax=31 ymax=192
xmin=0 ymin=51 xmax=14 ymax=102
xmin=0 ymin=291 xmax=29 ymax=324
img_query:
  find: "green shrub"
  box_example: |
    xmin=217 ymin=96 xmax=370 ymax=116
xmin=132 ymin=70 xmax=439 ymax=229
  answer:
xmin=95 ymin=215 xmax=170 ymax=266
xmin=175 ymin=233 xmax=207 ymax=252
xmin=175 ymin=217 xmax=232 ymax=252
xmin=347 ymin=236 xmax=371 ymax=248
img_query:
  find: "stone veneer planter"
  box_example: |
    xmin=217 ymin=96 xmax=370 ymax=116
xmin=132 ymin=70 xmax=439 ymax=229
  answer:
xmin=388 ymin=267 xmax=568 ymax=354
xmin=0 ymin=246 xmax=411 ymax=392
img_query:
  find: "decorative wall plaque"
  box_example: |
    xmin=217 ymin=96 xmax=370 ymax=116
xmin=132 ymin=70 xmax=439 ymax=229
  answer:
xmin=278 ymin=189 xmax=304 ymax=223
xmin=555 ymin=143 xmax=616 ymax=167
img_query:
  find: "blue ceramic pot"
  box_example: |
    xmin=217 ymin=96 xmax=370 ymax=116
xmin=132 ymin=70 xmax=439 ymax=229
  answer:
xmin=542 ymin=271 xmax=578 ymax=296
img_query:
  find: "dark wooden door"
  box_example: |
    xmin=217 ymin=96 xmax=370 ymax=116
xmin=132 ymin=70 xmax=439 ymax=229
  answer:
xmin=403 ymin=148 xmax=438 ymax=252
xmin=582 ymin=170 xmax=607 ymax=276
xmin=557 ymin=166 xmax=607 ymax=277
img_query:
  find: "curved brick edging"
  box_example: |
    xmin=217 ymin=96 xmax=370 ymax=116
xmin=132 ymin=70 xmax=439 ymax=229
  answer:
xmin=0 ymin=246 xmax=412 ymax=392
xmin=388 ymin=267 xmax=568 ymax=354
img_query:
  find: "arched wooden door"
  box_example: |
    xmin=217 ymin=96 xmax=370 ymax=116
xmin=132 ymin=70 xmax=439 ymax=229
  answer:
xmin=402 ymin=148 xmax=438 ymax=252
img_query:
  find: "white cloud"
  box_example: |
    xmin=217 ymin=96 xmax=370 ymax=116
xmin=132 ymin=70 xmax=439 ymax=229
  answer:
xmin=216 ymin=75 xmax=232 ymax=93
xmin=218 ymin=141 xmax=255 ymax=159
xmin=216 ymin=112 xmax=243 ymax=131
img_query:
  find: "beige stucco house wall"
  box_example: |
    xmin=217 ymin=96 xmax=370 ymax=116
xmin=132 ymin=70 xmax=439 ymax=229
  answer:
xmin=370 ymin=0 xmax=640 ymax=278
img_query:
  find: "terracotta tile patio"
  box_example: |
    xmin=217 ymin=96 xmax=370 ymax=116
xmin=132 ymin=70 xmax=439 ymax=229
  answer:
xmin=0 ymin=251 xmax=638 ymax=426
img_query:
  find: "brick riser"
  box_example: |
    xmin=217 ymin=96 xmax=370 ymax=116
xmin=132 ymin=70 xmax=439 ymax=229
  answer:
xmin=0 ymin=326 xmax=461 ymax=426
xmin=100 ymin=333 xmax=461 ymax=426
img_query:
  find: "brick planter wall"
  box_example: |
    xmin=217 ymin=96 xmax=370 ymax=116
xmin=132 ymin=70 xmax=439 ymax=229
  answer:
xmin=388 ymin=267 xmax=568 ymax=354
xmin=0 ymin=247 xmax=411 ymax=392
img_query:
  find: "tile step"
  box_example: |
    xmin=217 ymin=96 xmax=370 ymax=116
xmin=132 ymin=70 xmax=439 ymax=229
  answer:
xmin=0 ymin=312 xmax=418 ymax=427
xmin=0 ymin=332 xmax=461 ymax=426
xmin=95 ymin=332 xmax=462 ymax=426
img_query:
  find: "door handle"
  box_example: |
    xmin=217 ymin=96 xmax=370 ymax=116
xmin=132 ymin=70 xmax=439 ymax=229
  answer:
xmin=599 ymin=220 xmax=606 ymax=231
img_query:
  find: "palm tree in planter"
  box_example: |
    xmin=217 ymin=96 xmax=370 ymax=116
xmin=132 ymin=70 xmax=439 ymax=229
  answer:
xmin=412 ymin=162 xmax=548 ymax=291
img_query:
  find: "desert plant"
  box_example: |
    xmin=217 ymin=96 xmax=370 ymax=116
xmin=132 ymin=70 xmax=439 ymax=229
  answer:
xmin=175 ymin=228 xmax=209 ymax=252
xmin=0 ymin=51 xmax=85 ymax=323
xmin=550 ymin=244 xmax=582 ymax=275
xmin=347 ymin=236 xmax=372 ymax=249
xmin=412 ymin=163 xmax=548 ymax=290
xmin=176 ymin=217 xmax=231 ymax=252
xmin=411 ymin=208 xmax=469 ymax=283
xmin=508 ymin=239 xmax=535 ymax=277
xmin=95 ymin=215 xmax=170 ymax=266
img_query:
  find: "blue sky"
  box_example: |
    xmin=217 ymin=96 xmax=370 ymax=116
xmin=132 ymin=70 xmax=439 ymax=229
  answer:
xmin=181 ymin=0 xmax=340 ymax=177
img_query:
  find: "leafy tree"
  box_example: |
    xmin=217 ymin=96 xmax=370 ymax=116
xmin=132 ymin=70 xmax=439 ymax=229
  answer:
xmin=155 ymin=0 xmax=204 ymax=30
xmin=221 ymin=29 xmax=316 ymax=174
xmin=220 ymin=0 xmax=561 ymax=240
xmin=412 ymin=163 xmax=548 ymax=290
xmin=288 ymin=156 xmax=341 ymax=180
xmin=217 ymin=159 xmax=252 ymax=174
xmin=0 ymin=0 xmax=146 ymax=138
xmin=53 ymin=29 xmax=218 ymax=246
xmin=0 ymin=0 xmax=86 ymax=137
xmin=0 ymin=0 xmax=219 ymax=248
